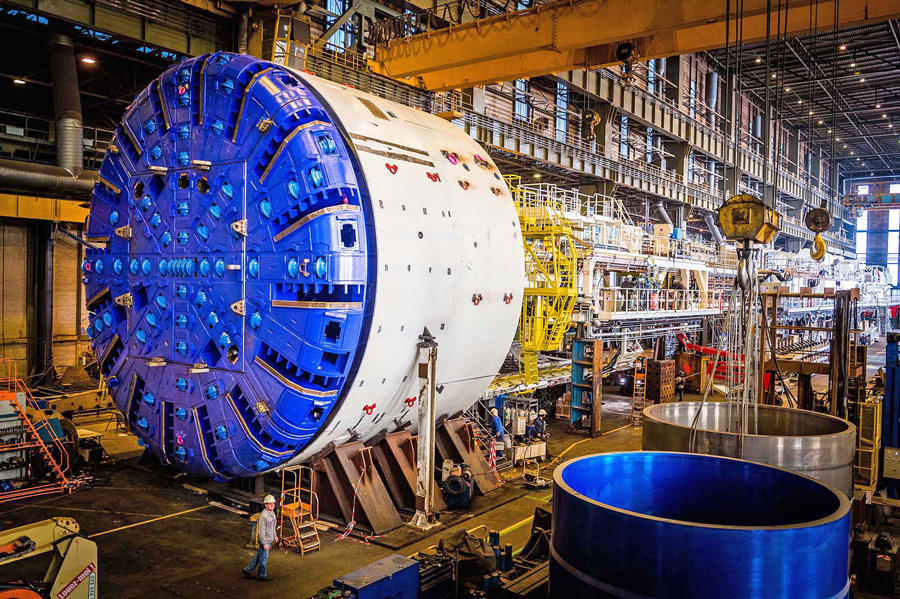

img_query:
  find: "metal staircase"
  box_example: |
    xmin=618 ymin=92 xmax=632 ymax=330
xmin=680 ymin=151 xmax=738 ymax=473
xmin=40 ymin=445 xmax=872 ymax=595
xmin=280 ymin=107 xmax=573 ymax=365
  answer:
xmin=279 ymin=465 xmax=321 ymax=555
xmin=507 ymin=176 xmax=579 ymax=384
xmin=464 ymin=404 xmax=513 ymax=472
xmin=0 ymin=359 xmax=73 ymax=503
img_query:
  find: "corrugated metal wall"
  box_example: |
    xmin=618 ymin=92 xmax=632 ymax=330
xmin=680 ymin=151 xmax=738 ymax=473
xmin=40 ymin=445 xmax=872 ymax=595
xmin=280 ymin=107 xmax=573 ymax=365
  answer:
xmin=0 ymin=222 xmax=29 ymax=373
xmin=0 ymin=221 xmax=88 ymax=374
xmin=53 ymin=232 xmax=87 ymax=368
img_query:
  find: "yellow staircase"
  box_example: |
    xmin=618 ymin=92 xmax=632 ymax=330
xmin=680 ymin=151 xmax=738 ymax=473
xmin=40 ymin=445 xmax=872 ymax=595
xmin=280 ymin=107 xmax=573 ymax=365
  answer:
xmin=279 ymin=465 xmax=321 ymax=555
xmin=631 ymin=356 xmax=647 ymax=425
xmin=507 ymin=176 xmax=579 ymax=384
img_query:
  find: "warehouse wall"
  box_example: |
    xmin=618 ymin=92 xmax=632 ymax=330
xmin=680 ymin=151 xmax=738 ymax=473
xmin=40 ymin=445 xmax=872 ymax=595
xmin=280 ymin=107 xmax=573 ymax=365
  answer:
xmin=53 ymin=232 xmax=89 ymax=369
xmin=0 ymin=222 xmax=29 ymax=374
xmin=0 ymin=220 xmax=88 ymax=376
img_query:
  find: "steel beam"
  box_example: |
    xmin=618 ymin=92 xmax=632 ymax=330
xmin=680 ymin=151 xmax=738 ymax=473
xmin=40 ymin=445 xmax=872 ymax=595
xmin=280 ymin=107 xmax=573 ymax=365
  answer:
xmin=373 ymin=0 xmax=900 ymax=90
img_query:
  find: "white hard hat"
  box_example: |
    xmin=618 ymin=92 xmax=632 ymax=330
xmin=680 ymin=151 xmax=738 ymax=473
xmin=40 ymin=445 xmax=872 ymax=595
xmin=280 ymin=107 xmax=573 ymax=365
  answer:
xmin=263 ymin=494 xmax=276 ymax=504
xmin=538 ymin=409 xmax=547 ymax=416
xmin=490 ymin=408 xmax=499 ymax=416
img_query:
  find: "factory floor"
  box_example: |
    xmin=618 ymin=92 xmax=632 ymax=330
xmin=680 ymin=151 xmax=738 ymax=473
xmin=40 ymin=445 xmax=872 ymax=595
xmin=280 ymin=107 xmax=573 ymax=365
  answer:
xmin=1 ymin=410 xmax=642 ymax=598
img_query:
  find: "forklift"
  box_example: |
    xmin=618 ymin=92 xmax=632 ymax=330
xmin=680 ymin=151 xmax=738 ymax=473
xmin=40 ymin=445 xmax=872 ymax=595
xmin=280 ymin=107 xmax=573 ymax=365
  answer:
xmin=0 ymin=518 xmax=98 ymax=598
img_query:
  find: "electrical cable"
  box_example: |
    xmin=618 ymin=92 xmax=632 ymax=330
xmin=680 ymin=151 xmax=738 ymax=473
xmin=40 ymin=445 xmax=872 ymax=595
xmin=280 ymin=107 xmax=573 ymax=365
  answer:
xmin=688 ymin=278 xmax=738 ymax=452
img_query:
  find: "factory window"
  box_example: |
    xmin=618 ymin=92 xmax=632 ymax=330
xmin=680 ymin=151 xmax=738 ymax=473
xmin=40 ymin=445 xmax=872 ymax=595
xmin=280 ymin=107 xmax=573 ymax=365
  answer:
xmin=619 ymin=115 xmax=630 ymax=159
xmin=687 ymin=152 xmax=695 ymax=183
xmin=555 ymin=82 xmax=568 ymax=142
xmin=647 ymin=59 xmax=658 ymax=95
xmin=645 ymin=128 xmax=654 ymax=163
xmin=688 ymin=80 xmax=697 ymax=118
xmin=856 ymin=208 xmax=900 ymax=287
xmin=891 ymin=184 xmax=900 ymax=194
xmin=326 ymin=0 xmax=353 ymax=49
xmin=513 ymin=79 xmax=531 ymax=122
xmin=857 ymin=185 xmax=870 ymax=195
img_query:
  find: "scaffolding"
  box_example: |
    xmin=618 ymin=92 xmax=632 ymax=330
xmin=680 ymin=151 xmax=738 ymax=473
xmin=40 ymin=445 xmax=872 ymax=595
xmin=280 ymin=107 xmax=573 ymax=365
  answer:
xmin=0 ymin=359 xmax=74 ymax=503
xmin=508 ymin=176 xmax=579 ymax=383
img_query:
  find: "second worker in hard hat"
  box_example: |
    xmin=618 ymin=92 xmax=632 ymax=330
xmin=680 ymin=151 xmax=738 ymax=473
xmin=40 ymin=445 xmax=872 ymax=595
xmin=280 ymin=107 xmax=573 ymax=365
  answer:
xmin=243 ymin=494 xmax=279 ymax=582
xmin=532 ymin=409 xmax=549 ymax=440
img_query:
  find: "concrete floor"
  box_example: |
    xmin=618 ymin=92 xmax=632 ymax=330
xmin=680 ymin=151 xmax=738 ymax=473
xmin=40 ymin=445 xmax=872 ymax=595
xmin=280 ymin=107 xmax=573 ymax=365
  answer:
xmin=1 ymin=413 xmax=642 ymax=598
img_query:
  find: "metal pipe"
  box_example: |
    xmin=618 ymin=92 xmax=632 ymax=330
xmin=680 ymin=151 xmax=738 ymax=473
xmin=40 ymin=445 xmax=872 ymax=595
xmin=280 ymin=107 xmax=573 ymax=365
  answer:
xmin=653 ymin=200 xmax=672 ymax=225
xmin=237 ymin=10 xmax=249 ymax=54
xmin=705 ymin=70 xmax=719 ymax=129
xmin=703 ymin=212 xmax=725 ymax=244
xmin=49 ymin=33 xmax=83 ymax=177
xmin=0 ymin=159 xmax=97 ymax=194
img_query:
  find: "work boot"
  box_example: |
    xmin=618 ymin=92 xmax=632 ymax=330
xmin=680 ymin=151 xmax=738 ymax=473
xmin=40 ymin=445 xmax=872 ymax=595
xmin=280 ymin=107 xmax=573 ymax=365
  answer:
xmin=242 ymin=570 xmax=254 ymax=579
xmin=258 ymin=576 xmax=274 ymax=582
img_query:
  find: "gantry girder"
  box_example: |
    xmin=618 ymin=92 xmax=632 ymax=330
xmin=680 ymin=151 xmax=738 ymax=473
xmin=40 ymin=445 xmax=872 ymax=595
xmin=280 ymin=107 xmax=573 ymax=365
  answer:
xmin=372 ymin=0 xmax=900 ymax=90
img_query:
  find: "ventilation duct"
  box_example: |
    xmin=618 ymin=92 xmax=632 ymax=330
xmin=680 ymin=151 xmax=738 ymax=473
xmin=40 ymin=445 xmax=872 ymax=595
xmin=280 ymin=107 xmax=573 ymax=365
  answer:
xmin=653 ymin=200 xmax=672 ymax=226
xmin=49 ymin=33 xmax=83 ymax=177
xmin=0 ymin=159 xmax=98 ymax=193
xmin=705 ymin=71 xmax=719 ymax=129
xmin=703 ymin=212 xmax=725 ymax=244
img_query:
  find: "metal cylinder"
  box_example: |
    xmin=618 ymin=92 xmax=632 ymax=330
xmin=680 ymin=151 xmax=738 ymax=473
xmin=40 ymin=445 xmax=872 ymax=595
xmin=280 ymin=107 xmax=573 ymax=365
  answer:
xmin=84 ymin=53 xmax=523 ymax=478
xmin=642 ymin=401 xmax=856 ymax=497
xmin=551 ymin=452 xmax=850 ymax=598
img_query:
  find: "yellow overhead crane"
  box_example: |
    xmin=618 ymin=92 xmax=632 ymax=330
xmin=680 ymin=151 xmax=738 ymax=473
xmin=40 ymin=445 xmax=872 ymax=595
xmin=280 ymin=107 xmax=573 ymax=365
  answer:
xmin=371 ymin=0 xmax=900 ymax=90
xmin=0 ymin=518 xmax=98 ymax=599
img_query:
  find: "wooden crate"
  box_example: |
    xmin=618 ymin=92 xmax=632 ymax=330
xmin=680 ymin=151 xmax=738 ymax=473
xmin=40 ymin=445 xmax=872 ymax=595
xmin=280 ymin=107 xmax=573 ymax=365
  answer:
xmin=647 ymin=359 xmax=675 ymax=403
xmin=556 ymin=395 xmax=571 ymax=420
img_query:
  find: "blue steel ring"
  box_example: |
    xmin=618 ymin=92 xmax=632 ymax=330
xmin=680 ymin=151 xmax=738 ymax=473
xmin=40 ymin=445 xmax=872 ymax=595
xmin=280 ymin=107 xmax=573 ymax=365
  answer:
xmin=551 ymin=452 xmax=851 ymax=599
xmin=84 ymin=53 xmax=373 ymax=478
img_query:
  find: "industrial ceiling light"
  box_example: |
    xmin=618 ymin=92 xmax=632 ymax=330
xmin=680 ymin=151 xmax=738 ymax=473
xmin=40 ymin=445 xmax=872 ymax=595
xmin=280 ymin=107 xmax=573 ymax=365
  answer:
xmin=818 ymin=120 xmax=823 ymax=124
xmin=851 ymin=62 xmax=856 ymax=68
xmin=883 ymin=114 xmax=888 ymax=118
xmin=81 ymin=57 xmax=96 ymax=64
xmin=771 ymin=73 xmax=777 ymax=79
xmin=12 ymin=79 xmax=24 ymax=85
xmin=860 ymin=77 xmax=866 ymax=83
xmin=843 ymin=145 xmax=848 ymax=148
xmin=755 ymin=57 xmax=762 ymax=63
xmin=877 ymin=103 xmax=882 ymax=108
xmin=533 ymin=173 xmax=542 ymax=179
xmin=809 ymin=110 xmax=814 ymax=115
xmin=785 ymin=87 xmax=791 ymax=92
xmin=851 ymin=151 xmax=855 ymax=155
xmin=798 ymin=100 xmax=803 ymax=105
xmin=839 ymin=44 xmax=847 ymax=50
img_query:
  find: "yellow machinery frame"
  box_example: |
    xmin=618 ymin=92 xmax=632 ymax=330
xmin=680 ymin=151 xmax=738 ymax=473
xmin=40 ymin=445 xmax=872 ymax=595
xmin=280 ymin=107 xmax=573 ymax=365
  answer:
xmin=507 ymin=176 xmax=579 ymax=384
xmin=0 ymin=518 xmax=98 ymax=598
xmin=856 ymin=399 xmax=882 ymax=493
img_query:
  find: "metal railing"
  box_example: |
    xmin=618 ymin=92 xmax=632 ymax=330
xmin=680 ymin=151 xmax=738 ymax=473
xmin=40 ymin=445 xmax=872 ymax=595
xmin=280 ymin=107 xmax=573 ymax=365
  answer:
xmin=0 ymin=109 xmax=114 ymax=156
xmin=594 ymin=287 xmax=728 ymax=315
xmin=306 ymin=45 xmax=854 ymax=247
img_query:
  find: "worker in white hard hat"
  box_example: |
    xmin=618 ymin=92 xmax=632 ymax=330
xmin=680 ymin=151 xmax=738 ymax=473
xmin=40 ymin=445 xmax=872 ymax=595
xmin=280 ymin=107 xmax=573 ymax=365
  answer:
xmin=532 ymin=409 xmax=549 ymax=440
xmin=243 ymin=494 xmax=278 ymax=582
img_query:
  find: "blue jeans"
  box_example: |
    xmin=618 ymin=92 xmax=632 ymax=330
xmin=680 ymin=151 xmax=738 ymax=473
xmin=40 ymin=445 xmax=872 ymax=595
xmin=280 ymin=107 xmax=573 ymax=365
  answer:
xmin=244 ymin=545 xmax=269 ymax=578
